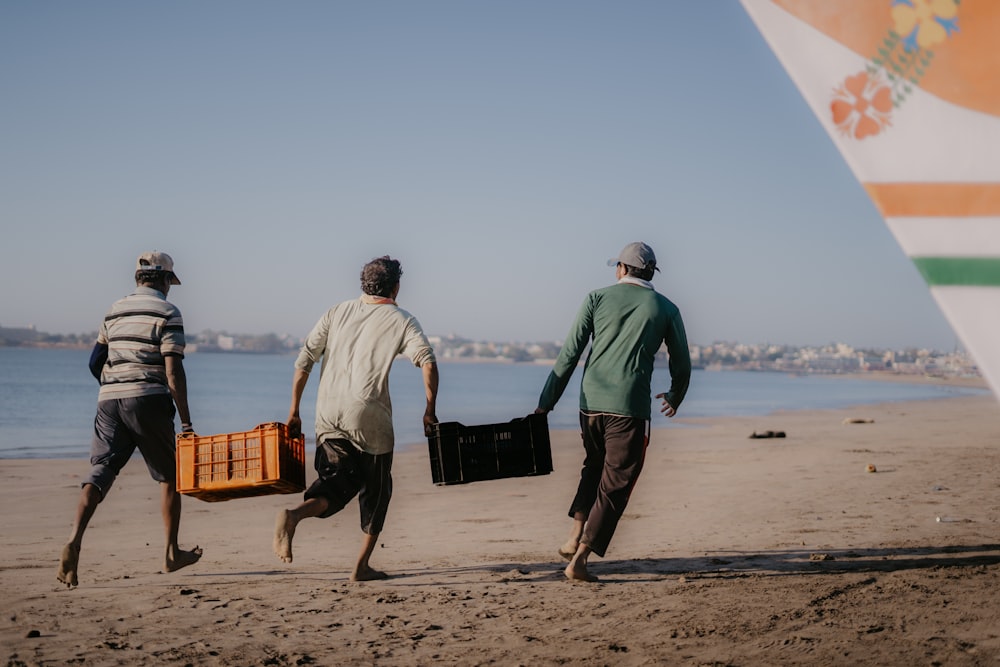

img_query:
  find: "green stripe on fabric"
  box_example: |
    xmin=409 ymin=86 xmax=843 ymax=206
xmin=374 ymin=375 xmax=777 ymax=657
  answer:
xmin=913 ymin=257 xmax=1000 ymax=286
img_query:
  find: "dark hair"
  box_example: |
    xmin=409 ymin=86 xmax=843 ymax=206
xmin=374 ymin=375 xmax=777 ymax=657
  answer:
xmin=135 ymin=270 xmax=170 ymax=287
xmin=622 ymin=263 xmax=655 ymax=281
xmin=360 ymin=256 xmax=403 ymax=297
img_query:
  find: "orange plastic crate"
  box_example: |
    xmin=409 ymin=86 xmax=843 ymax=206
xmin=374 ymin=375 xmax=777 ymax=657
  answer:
xmin=176 ymin=422 xmax=306 ymax=502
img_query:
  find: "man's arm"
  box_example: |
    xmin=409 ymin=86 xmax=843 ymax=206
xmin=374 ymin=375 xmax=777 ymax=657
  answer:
xmin=288 ymin=312 xmax=330 ymax=438
xmin=88 ymin=342 xmax=108 ymax=381
xmin=164 ymin=355 xmax=193 ymax=431
xmin=422 ymin=361 xmax=439 ymax=436
xmin=537 ymin=295 xmax=593 ymax=412
xmin=287 ymin=368 xmax=310 ymax=438
xmin=656 ymin=310 xmax=691 ymax=418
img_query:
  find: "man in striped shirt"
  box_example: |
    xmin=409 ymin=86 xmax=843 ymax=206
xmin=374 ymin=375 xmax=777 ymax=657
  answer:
xmin=57 ymin=251 xmax=202 ymax=588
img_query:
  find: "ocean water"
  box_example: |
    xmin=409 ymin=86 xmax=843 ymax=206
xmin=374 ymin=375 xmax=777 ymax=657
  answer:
xmin=0 ymin=347 xmax=988 ymax=459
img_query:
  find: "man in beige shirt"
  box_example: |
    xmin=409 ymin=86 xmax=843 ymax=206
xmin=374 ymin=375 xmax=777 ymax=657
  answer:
xmin=274 ymin=255 xmax=438 ymax=581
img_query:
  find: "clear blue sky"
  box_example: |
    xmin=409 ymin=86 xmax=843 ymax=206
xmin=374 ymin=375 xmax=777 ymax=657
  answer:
xmin=0 ymin=1 xmax=959 ymax=350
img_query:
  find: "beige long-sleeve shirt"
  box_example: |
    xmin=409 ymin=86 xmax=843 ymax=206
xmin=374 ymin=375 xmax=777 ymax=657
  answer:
xmin=295 ymin=296 xmax=436 ymax=455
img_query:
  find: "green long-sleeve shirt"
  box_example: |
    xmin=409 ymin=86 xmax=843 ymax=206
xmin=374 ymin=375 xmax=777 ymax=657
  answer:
xmin=538 ymin=281 xmax=691 ymax=419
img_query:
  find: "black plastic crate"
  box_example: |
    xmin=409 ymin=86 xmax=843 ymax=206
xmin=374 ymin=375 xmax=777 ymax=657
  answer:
xmin=426 ymin=413 xmax=553 ymax=485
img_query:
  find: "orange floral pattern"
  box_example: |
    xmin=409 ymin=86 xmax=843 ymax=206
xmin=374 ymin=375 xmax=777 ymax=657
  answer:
xmin=832 ymin=72 xmax=894 ymax=139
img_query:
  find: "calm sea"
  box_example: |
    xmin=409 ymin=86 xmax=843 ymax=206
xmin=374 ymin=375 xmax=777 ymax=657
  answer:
xmin=0 ymin=347 xmax=987 ymax=459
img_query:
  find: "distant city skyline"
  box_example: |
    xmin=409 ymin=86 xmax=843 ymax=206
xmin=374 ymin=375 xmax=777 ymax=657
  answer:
xmin=1 ymin=2 xmax=959 ymax=350
xmin=1 ymin=323 xmax=966 ymax=355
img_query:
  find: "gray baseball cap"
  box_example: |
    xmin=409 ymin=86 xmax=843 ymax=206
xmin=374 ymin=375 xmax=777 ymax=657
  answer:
xmin=607 ymin=242 xmax=659 ymax=272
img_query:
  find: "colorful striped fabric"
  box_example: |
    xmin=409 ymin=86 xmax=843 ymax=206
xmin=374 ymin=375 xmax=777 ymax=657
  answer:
xmin=741 ymin=0 xmax=1000 ymax=396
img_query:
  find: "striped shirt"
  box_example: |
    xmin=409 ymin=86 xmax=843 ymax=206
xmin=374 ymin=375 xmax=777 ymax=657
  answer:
xmin=96 ymin=286 xmax=185 ymax=401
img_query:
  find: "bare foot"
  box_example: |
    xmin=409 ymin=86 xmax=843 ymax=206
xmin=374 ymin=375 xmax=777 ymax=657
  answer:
xmin=564 ymin=561 xmax=599 ymax=583
xmin=351 ymin=565 xmax=389 ymax=582
xmin=274 ymin=509 xmax=296 ymax=563
xmin=165 ymin=545 xmax=203 ymax=573
xmin=558 ymin=540 xmax=578 ymax=561
xmin=57 ymin=543 xmax=80 ymax=588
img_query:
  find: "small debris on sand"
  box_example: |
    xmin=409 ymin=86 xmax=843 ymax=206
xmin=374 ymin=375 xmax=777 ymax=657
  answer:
xmin=749 ymin=430 xmax=786 ymax=439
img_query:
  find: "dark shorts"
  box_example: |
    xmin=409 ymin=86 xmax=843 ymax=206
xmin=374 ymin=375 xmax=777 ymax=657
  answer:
xmin=85 ymin=394 xmax=177 ymax=497
xmin=304 ymin=438 xmax=393 ymax=535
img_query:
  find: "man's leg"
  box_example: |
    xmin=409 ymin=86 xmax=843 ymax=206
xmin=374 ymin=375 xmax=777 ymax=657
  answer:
xmin=561 ymin=413 xmax=605 ymax=561
xmin=162 ymin=480 xmax=203 ymax=572
xmin=560 ymin=512 xmax=587 ymax=560
xmin=273 ymin=496 xmax=330 ymax=563
xmin=572 ymin=416 xmax=648 ymax=581
xmin=353 ymin=450 xmax=392 ymax=581
xmin=60 ymin=399 xmax=133 ymax=588
xmin=565 ymin=543 xmax=599 ymax=583
xmin=275 ymin=439 xmax=364 ymax=564
xmin=57 ymin=484 xmax=103 ymax=588
xmin=124 ymin=395 xmax=202 ymax=573
xmin=351 ymin=532 xmax=387 ymax=581
xmin=565 ymin=420 xmax=602 ymax=583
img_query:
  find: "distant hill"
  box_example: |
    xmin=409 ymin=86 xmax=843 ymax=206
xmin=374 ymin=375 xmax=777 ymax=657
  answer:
xmin=0 ymin=326 xmax=94 ymax=348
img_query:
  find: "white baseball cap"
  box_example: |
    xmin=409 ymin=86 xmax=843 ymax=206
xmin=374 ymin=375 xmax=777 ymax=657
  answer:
xmin=136 ymin=251 xmax=181 ymax=285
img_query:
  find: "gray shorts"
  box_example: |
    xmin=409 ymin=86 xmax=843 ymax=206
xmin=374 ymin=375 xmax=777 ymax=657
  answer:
xmin=85 ymin=394 xmax=177 ymax=497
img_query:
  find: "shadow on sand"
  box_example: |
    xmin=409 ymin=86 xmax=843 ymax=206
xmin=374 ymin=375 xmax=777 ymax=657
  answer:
xmin=185 ymin=544 xmax=1000 ymax=586
xmin=380 ymin=543 xmax=1000 ymax=585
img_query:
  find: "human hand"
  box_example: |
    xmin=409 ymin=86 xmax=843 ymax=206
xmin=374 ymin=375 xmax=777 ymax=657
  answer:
xmin=655 ymin=393 xmax=676 ymax=418
xmin=423 ymin=410 xmax=438 ymax=437
xmin=534 ymin=407 xmax=550 ymax=415
xmin=287 ymin=415 xmax=302 ymax=438
xmin=180 ymin=422 xmax=195 ymax=434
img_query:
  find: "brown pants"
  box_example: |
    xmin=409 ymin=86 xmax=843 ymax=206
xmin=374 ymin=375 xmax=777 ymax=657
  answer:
xmin=569 ymin=412 xmax=649 ymax=558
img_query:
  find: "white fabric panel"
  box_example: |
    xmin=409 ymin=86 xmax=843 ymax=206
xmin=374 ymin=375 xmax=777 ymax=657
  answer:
xmin=931 ymin=287 xmax=1000 ymax=398
xmin=887 ymin=217 xmax=1000 ymax=257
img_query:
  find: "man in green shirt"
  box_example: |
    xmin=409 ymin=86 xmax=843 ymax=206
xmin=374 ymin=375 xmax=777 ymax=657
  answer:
xmin=273 ymin=255 xmax=438 ymax=581
xmin=536 ymin=242 xmax=691 ymax=582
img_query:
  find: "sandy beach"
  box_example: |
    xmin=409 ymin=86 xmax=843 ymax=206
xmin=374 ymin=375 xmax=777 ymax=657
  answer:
xmin=4 ymin=390 xmax=1000 ymax=666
